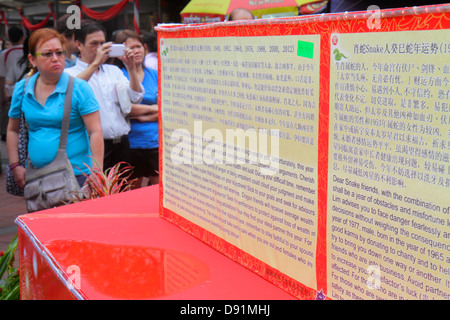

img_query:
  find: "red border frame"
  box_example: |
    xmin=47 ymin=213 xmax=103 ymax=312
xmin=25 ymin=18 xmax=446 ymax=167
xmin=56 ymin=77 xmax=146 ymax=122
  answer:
xmin=157 ymin=5 xmax=450 ymax=299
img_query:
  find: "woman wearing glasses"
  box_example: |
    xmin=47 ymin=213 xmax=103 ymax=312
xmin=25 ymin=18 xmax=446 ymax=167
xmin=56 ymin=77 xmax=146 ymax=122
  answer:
xmin=6 ymin=28 xmax=104 ymax=191
xmin=113 ymin=30 xmax=159 ymax=188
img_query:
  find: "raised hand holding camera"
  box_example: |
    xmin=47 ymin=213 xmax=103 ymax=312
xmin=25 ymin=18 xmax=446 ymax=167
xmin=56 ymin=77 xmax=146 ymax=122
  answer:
xmin=109 ymin=44 xmax=125 ymax=57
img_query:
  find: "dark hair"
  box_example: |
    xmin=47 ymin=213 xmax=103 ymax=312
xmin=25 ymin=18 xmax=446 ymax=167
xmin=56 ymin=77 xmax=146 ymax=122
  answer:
xmin=18 ymin=36 xmax=31 ymax=80
xmin=74 ymin=19 xmax=106 ymax=44
xmin=114 ymin=30 xmax=143 ymax=46
xmin=8 ymin=26 xmax=24 ymax=44
xmin=142 ymin=32 xmax=157 ymax=53
xmin=1 ymin=38 xmax=10 ymax=50
xmin=18 ymin=36 xmax=30 ymax=67
xmin=56 ymin=14 xmax=75 ymax=38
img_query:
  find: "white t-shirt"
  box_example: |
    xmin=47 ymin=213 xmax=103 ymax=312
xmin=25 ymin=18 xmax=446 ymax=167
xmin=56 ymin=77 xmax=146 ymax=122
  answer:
xmin=0 ymin=45 xmax=24 ymax=98
xmin=65 ymin=60 xmax=144 ymax=139
xmin=144 ymin=52 xmax=158 ymax=71
xmin=0 ymin=45 xmax=23 ymax=77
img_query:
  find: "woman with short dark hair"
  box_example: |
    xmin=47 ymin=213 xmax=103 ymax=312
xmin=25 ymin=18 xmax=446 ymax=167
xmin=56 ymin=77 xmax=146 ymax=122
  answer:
xmin=114 ymin=30 xmax=159 ymax=188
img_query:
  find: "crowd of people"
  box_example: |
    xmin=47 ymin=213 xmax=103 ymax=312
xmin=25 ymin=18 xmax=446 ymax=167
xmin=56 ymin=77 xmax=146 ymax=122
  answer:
xmin=1 ymin=7 xmax=254 ymax=204
xmin=2 ymin=15 xmax=160 ymax=200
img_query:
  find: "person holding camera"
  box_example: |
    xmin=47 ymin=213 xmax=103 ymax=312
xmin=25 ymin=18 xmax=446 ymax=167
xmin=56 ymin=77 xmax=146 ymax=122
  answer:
xmin=65 ymin=20 xmax=144 ymax=171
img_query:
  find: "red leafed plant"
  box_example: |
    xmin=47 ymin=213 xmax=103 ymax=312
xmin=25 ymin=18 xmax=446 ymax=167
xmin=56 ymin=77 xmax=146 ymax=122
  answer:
xmin=75 ymin=159 xmax=137 ymax=201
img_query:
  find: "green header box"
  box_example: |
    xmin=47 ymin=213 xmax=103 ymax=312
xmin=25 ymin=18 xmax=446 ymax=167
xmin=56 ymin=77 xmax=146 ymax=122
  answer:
xmin=297 ymin=41 xmax=314 ymax=59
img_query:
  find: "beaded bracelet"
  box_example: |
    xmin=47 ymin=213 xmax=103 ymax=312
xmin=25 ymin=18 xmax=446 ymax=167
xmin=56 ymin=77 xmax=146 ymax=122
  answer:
xmin=9 ymin=162 xmax=21 ymax=171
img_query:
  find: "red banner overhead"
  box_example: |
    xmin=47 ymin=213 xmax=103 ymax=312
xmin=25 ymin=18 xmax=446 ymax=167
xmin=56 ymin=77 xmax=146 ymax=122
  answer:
xmin=19 ymin=3 xmax=55 ymax=31
xmin=74 ymin=0 xmax=131 ymax=21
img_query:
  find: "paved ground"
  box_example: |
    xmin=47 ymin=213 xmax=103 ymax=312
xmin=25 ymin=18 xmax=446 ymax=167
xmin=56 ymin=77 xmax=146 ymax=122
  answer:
xmin=0 ymin=138 xmax=27 ymax=254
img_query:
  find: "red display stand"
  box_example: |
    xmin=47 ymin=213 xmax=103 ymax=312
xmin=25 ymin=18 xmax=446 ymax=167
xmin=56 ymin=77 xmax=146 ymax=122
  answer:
xmin=16 ymin=5 xmax=448 ymax=301
xmin=15 ymin=185 xmax=295 ymax=300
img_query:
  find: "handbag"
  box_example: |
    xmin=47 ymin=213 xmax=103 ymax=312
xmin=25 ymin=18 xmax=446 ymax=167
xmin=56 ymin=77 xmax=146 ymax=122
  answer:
xmin=23 ymin=75 xmax=81 ymax=213
xmin=6 ymin=77 xmax=30 ymax=197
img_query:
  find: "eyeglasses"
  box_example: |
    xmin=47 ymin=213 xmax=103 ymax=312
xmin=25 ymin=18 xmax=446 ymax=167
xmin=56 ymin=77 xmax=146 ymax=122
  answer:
xmin=35 ymin=51 xmax=66 ymax=59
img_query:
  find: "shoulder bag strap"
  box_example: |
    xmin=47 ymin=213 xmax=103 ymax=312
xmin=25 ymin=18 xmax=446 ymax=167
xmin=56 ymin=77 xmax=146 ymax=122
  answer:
xmin=58 ymin=75 xmax=75 ymax=151
xmin=4 ymin=47 xmax=22 ymax=64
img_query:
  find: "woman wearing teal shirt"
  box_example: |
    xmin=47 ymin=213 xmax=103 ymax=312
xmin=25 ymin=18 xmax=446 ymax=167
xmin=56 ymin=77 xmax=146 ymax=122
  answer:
xmin=116 ymin=30 xmax=159 ymax=187
xmin=7 ymin=28 xmax=103 ymax=189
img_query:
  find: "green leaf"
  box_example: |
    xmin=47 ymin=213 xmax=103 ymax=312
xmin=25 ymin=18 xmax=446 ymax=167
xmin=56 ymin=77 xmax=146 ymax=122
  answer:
xmin=0 ymin=234 xmax=18 ymax=280
xmin=0 ymin=234 xmax=19 ymax=300
xmin=1 ymin=279 xmax=20 ymax=300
